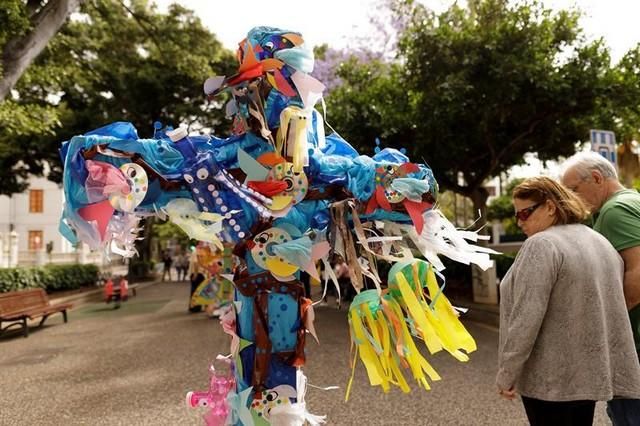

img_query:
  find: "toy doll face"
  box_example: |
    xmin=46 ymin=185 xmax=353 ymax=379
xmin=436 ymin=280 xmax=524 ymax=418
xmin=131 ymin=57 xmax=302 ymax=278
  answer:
xmin=268 ymin=162 xmax=307 ymax=204
xmin=249 ymin=227 xmax=298 ymax=277
xmin=250 ymin=384 xmax=297 ymax=420
xmin=376 ymin=164 xmax=404 ymax=204
xmin=110 ymin=163 xmax=148 ymax=212
xmin=375 ymin=162 xmax=423 ymax=204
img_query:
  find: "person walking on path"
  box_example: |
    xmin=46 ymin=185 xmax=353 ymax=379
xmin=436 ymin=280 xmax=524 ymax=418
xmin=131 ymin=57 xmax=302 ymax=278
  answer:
xmin=562 ymin=152 xmax=640 ymax=425
xmin=497 ymin=177 xmax=640 ymax=425
xmin=161 ymin=251 xmax=173 ymax=282
xmin=176 ymin=251 xmax=188 ymax=281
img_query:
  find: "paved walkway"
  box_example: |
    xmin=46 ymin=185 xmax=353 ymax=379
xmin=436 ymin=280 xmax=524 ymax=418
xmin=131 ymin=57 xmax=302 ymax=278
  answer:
xmin=0 ymin=282 xmax=610 ymax=425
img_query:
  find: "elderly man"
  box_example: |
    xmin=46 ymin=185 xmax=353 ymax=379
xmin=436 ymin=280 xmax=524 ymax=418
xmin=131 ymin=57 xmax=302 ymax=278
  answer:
xmin=562 ymin=151 xmax=640 ymax=425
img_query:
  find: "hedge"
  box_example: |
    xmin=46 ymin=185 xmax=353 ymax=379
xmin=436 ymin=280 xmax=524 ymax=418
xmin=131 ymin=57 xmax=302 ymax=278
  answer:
xmin=0 ymin=264 xmax=99 ymax=293
xmin=494 ymin=252 xmax=517 ymax=280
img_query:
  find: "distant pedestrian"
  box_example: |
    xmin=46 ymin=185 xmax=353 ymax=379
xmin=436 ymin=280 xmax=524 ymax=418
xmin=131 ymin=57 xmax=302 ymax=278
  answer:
xmin=180 ymin=252 xmax=190 ymax=281
xmin=497 ymin=177 xmax=640 ymax=425
xmin=300 ymin=271 xmax=311 ymax=299
xmin=162 ymin=251 xmax=173 ymax=282
xmin=175 ymin=252 xmax=187 ymax=281
xmin=189 ymin=269 xmax=205 ymax=313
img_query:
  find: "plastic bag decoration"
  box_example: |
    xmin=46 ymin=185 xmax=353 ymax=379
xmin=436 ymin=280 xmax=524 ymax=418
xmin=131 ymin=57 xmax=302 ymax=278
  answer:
xmin=58 ymin=26 xmax=497 ymax=425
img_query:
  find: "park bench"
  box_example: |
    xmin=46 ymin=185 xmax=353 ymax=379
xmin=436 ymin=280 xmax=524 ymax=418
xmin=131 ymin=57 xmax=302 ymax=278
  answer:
xmin=0 ymin=288 xmax=72 ymax=338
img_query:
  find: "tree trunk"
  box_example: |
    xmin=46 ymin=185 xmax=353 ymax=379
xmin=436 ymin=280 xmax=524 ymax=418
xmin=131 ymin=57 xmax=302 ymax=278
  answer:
xmin=469 ymin=186 xmax=490 ymax=233
xmin=0 ymin=0 xmax=84 ymax=101
xmin=128 ymin=217 xmax=155 ymax=281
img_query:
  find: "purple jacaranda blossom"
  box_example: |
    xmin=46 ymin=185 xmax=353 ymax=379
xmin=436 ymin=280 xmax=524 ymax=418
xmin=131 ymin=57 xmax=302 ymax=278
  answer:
xmin=311 ymin=0 xmax=411 ymax=93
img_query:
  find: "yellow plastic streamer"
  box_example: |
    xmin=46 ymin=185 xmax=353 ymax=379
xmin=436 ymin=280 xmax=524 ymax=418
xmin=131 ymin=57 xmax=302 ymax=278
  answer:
xmin=346 ymin=259 xmax=476 ymax=399
xmin=424 ymin=264 xmax=477 ymax=354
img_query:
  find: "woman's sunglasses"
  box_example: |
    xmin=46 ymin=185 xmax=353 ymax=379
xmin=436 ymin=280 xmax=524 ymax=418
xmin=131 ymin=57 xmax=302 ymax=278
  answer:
xmin=515 ymin=202 xmax=542 ymax=222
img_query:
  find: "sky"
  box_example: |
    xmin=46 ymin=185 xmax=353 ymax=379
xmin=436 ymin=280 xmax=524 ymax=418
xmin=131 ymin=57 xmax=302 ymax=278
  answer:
xmin=155 ymin=0 xmax=640 ymax=62
xmin=152 ymin=0 xmax=639 ymax=179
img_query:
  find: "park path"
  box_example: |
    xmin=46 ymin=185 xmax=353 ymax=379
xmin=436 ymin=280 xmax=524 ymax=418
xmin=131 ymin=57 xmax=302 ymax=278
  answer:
xmin=0 ymin=282 xmax=610 ymax=425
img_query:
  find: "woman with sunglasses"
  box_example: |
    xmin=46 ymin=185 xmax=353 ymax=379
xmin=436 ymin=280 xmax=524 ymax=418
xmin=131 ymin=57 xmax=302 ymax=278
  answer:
xmin=497 ymin=176 xmax=640 ymax=425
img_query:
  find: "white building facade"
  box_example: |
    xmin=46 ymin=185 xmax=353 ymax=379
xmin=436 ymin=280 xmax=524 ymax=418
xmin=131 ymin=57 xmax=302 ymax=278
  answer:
xmin=0 ymin=175 xmax=102 ymax=267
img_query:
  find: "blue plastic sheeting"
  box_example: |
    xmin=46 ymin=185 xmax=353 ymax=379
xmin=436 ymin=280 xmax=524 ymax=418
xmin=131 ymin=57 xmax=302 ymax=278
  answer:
xmin=320 ymin=133 xmax=359 ymax=158
xmin=274 ymin=200 xmax=329 ymax=232
xmin=373 ymin=147 xmax=409 ymax=163
xmin=208 ymin=132 xmax=275 ymax=169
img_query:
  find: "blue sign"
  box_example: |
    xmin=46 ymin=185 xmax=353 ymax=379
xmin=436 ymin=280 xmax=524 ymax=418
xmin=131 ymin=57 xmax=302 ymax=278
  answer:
xmin=590 ymin=129 xmax=617 ymax=168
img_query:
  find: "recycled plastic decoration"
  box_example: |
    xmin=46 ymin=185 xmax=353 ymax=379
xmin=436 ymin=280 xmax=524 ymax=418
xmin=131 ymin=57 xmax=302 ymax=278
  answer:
xmin=59 ymin=26 xmax=497 ymax=425
xmin=190 ymin=243 xmax=236 ymax=313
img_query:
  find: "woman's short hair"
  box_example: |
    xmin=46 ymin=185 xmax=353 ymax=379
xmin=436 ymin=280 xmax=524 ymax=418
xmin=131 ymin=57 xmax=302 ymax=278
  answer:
xmin=513 ymin=176 xmax=589 ymax=225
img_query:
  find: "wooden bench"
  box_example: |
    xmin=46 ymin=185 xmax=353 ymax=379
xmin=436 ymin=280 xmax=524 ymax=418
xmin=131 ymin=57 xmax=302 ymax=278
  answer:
xmin=0 ymin=289 xmax=73 ymax=338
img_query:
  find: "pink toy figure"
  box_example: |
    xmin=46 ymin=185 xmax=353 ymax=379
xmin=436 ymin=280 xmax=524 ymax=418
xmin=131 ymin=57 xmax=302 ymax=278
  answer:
xmin=186 ymin=359 xmax=236 ymax=426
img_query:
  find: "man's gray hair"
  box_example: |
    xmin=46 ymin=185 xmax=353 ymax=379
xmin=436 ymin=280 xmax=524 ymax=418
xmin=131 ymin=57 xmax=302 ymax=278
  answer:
xmin=562 ymin=151 xmax=618 ymax=180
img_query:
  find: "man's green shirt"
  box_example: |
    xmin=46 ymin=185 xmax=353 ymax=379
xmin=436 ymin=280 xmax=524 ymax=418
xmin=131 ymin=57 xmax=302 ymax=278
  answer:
xmin=594 ymin=189 xmax=640 ymax=353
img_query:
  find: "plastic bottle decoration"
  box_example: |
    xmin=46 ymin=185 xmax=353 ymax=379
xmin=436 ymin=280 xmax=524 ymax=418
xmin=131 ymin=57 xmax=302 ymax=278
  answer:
xmin=58 ymin=26 xmax=497 ymax=425
xmin=187 ymin=359 xmax=237 ymax=426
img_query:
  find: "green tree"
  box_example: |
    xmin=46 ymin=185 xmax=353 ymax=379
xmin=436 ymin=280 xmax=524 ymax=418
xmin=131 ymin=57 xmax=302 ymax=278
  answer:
xmin=324 ymin=56 xmax=415 ymax=156
xmin=487 ymin=177 xmax=524 ymax=236
xmin=594 ymin=45 xmax=640 ymax=142
xmin=0 ymin=0 xmax=85 ymax=101
xmin=325 ymin=0 xmax=614 ymax=225
xmin=152 ymin=219 xmax=192 ymax=253
xmin=0 ymin=0 xmax=235 ymax=194
xmin=0 ymin=0 xmax=80 ymax=183
xmin=399 ymin=0 xmax=613 ymax=220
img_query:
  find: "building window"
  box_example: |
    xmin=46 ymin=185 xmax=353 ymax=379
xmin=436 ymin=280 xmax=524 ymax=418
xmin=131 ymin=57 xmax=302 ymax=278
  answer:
xmin=28 ymin=231 xmax=43 ymax=251
xmin=29 ymin=189 xmax=44 ymax=213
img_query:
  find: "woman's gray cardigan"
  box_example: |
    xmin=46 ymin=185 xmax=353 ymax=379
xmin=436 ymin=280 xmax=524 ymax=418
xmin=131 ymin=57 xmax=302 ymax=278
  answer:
xmin=497 ymin=224 xmax=640 ymax=401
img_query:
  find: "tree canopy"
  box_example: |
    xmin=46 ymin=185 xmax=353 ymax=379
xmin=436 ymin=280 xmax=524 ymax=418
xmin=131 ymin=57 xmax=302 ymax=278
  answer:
xmin=324 ymin=0 xmax=627 ymax=221
xmin=0 ymin=0 xmax=85 ymax=101
xmin=0 ymin=0 xmax=235 ymax=194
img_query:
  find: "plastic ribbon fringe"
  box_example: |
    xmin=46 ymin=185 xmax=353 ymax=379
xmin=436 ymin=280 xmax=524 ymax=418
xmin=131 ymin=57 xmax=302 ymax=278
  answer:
xmin=330 ymin=200 xmax=366 ymax=292
xmin=106 ymin=213 xmax=140 ymax=258
xmin=399 ymin=209 xmax=498 ymax=271
xmin=345 ymin=260 xmax=476 ymax=400
xmin=316 ymin=257 xmax=341 ymax=306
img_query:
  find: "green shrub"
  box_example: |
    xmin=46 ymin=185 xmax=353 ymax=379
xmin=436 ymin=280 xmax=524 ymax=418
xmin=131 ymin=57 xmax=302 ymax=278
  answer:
xmin=128 ymin=259 xmax=156 ymax=280
xmin=0 ymin=264 xmax=99 ymax=293
xmin=494 ymin=252 xmax=517 ymax=280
